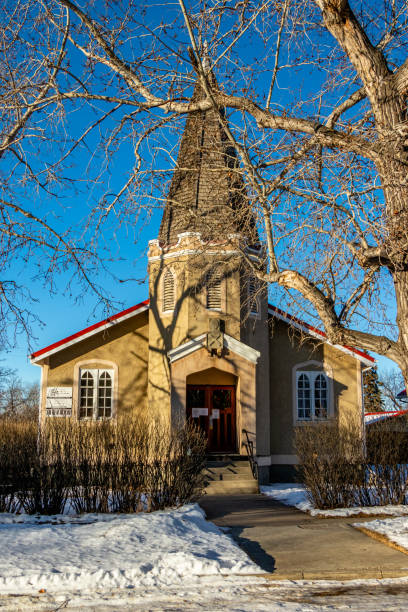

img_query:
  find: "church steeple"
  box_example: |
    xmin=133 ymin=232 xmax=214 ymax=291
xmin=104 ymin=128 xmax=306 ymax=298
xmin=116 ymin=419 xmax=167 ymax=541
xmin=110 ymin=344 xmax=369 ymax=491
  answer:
xmin=158 ymin=71 xmax=258 ymax=247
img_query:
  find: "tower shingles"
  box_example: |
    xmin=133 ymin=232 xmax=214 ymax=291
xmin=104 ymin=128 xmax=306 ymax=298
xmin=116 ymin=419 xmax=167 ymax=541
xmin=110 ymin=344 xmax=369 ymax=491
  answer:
xmin=158 ymin=75 xmax=259 ymax=247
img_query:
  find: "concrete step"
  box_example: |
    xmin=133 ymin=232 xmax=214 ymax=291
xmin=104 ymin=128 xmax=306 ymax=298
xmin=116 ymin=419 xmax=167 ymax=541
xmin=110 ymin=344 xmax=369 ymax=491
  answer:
xmin=206 ymin=454 xmax=249 ymax=464
xmin=205 ymin=463 xmax=253 ymax=474
xmin=204 ymin=480 xmax=259 ymax=495
xmin=202 ymin=456 xmax=258 ymax=495
xmin=204 ymin=468 xmax=254 ymax=481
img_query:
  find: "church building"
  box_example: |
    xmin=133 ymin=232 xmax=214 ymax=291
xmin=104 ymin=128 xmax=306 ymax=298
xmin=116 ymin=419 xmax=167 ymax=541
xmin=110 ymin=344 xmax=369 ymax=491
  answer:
xmin=30 ymin=76 xmax=375 ymax=483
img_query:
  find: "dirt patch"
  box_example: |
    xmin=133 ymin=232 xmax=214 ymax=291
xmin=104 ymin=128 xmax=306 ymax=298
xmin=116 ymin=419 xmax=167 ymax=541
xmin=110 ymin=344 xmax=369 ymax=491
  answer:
xmin=353 ymin=525 xmax=408 ymax=556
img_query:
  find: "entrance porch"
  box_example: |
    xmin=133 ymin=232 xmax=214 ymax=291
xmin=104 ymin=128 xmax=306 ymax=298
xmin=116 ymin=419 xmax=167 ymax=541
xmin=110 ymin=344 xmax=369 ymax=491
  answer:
xmin=168 ymin=334 xmax=260 ymax=456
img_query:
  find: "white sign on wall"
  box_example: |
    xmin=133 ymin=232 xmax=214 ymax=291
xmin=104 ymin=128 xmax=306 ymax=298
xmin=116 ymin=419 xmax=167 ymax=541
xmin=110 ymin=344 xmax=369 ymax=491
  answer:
xmin=46 ymin=387 xmax=72 ymax=417
xmin=192 ymin=408 xmax=208 ymax=418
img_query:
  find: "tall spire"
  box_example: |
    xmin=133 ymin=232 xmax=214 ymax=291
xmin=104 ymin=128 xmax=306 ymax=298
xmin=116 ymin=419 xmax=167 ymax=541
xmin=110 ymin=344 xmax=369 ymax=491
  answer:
xmin=158 ymin=68 xmax=259 ymax=247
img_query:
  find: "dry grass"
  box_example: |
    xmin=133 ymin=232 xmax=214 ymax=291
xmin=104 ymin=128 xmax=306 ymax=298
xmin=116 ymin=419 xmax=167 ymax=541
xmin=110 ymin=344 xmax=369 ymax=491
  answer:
xmin=295 ymin=419 xmax=408 ymax=510
xmin=0 ymin=415 xmax=206 ymax=514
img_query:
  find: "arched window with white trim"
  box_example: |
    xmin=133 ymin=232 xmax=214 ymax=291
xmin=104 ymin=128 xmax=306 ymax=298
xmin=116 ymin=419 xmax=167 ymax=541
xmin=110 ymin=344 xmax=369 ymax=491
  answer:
xmin=206 ymin=271 xmax=222 ymax=310
xmin=79 ymin=368 xmax=114 ymax=420
xmin=163 ymin=269 xmax=175 ymax=312
xmin=296 ymin=371 xmax=329 ymax=421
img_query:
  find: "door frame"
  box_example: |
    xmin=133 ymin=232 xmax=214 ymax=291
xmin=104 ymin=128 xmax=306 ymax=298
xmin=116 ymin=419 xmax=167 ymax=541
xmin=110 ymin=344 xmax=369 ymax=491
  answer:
xmin=186 ymin=384 xmax=237 ymax=453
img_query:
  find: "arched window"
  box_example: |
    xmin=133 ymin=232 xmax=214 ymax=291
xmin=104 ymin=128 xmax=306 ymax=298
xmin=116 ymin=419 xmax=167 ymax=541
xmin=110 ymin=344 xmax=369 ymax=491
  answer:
xmin=314 ymin=374 xmax=328 ymax=419
xmin=296 ymin=370 xmax=329 ymax=421
xmin=248 ymin=276 xmax=259 ymax=315
xmin=79 ymin=368 xmax=114 ymax=420
xmin=98 ymin=371 xmax=112 ymax=418
xmin=79 ymin=370 xmax=94 ymax=419
xmin=206 ymin=271 xmax=222 ymax=310
xmin=163 ymin=269 xmax=175 ymax=312
xmin=297 ymin=373 xmax=311 ymax=420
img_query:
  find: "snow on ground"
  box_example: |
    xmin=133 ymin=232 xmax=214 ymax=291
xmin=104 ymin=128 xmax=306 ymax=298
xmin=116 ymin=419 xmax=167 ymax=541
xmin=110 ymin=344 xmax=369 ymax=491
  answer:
xmin=354 ymin=516 xmax=408 ymax=551
xmin=0 ymin=504 xmax=261 ymax=595
xmin=261 ymin=483 xmax=408 ymax=517
xmin=4 ymin=576 xmax=408 ymax=610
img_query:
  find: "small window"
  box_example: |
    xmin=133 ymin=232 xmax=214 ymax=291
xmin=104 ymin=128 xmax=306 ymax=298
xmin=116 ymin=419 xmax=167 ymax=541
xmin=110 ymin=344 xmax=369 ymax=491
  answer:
xmin=163 ymin=269 xmax=175 ymax=312
xmin=79 ymin=369 xmax=114 ymax=420
xmin=248 ymin=277 xmax=259 ymax=316
xmin=206 ymin=271 xmax=222 ymax=310
xmin=296 ymin=371 xmax=329 ymax=421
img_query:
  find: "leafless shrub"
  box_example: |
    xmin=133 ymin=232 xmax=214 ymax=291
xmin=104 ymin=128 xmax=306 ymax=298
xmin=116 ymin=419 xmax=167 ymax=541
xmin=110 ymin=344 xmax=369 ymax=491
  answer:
xmin=0 ymin=415 xmax=206 ymax=515
xmin=0 ymin=418 xmax=37 ymax=512
xmin=366 ymin=419 xmax=408 ymax=506
xmin=295 ymin=419 xmax=408 ymax=509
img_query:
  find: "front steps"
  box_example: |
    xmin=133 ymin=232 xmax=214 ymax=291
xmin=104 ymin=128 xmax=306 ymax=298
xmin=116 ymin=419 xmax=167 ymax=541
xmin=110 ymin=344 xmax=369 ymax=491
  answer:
xmin=203 ymin=455 xmax=259 ymax=495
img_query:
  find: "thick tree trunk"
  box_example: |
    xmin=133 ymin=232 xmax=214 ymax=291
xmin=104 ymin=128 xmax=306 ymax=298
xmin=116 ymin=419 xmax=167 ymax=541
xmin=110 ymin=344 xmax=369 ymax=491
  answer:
xmin=376 ymin=113 xmax=408 ymax=387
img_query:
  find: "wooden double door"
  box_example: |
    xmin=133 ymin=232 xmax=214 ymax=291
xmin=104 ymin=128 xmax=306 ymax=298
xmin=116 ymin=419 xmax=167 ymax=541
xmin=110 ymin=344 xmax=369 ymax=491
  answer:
xmin=186 ymin=385 xmax=236 ymax=453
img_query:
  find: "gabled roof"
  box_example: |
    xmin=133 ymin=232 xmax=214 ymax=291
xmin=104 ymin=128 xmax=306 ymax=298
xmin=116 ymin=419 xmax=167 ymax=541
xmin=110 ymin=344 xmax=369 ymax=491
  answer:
xmin=167 ymin=333 xmax=260 ymax=364
xmin=30 ymin=299 xmax=149 ymax=364
xmin=268 ymin=304 xmax=375 ymax=366
xmin=30 ymin=298 xmax=374 ymax=366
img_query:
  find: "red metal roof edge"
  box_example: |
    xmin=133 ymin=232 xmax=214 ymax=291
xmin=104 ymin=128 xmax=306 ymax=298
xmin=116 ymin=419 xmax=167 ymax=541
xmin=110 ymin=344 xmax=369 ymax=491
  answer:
xmin=365 ymin=409 xmax=408 ymax=422
xmin=365 ymin=410 xmax=408 ymax=415
xmin=30 ymin=297 xmax=374 ymax=364
xmin=268 ymin=303 xmax=375 ymax=363
xmin=31 ymin=299 xmax=150 ymax=360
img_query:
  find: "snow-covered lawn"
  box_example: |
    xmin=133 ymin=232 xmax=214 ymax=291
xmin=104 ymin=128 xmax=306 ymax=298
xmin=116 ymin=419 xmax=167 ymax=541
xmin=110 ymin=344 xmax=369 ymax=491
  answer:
xmin=354 ymin=516 xmax=408 ymax=552
xmin=261 ymin=483 xmax=408 ymax=517
xmin=0 ymin=504 xmax=261 ymax=595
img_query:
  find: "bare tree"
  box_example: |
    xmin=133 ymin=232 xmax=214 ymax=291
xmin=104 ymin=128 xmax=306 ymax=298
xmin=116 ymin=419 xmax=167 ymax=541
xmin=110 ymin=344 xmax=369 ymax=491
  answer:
xmin=4 ymin=2 xmax=408 ymax=384
xmin=380 ymin=368 xmax=407 ymax=411
xmin=0 ymin=371 xmax=39 ymax=419
xmin=0 ymin=1 xmax=114 ymax=349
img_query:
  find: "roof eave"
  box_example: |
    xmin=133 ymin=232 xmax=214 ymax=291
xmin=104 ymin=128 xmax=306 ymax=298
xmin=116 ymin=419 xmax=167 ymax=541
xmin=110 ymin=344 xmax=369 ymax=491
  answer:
xmin=268 ymin=304 xmax=375 ymax=367
xmin=30 ymin=300 xmax=150 ymax=364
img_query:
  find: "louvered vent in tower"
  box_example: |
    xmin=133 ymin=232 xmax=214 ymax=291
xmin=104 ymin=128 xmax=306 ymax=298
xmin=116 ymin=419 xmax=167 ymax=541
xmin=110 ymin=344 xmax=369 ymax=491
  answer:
xmin=163 ymin=269 xmax=175 ymax=312
xmin=249 ymin=276 xmax=259 ymax=315
xmin=206 ymin=272 xmax=222 ymax=310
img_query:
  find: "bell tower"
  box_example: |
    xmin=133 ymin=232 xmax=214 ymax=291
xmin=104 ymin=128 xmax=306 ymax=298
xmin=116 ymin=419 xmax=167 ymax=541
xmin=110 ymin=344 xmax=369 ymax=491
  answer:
xmin=147 ymin=68 xmax=269 ymax=456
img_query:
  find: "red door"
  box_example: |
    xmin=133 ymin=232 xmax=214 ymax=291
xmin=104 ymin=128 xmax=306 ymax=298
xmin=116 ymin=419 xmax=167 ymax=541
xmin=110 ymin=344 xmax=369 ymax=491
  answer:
xmin=186 ymin=385 xmax=236 ymax=453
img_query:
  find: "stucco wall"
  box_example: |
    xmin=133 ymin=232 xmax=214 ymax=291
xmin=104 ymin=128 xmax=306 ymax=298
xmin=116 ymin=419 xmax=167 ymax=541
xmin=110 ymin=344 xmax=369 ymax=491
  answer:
xmin=268 ymin=317 xmax=361 ymax=458
xmin=147 ymin=235 xmax=246 ymax=418
xmin=41 ymin=311 xmax=149 ymax=423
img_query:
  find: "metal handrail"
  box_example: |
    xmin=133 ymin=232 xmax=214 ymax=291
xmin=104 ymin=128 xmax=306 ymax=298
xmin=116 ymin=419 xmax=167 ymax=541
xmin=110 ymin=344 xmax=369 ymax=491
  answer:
xmin=242 ymin=428 xmax=258 ymax=480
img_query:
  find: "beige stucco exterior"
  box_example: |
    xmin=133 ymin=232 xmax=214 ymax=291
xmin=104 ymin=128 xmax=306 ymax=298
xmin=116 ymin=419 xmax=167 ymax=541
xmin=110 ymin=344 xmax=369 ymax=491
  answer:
xmin=268 ymin=318 xmax=362 ymax=465
xmin=147 ymin=233 xmax=250 ymax=421
xmin=38 ymin=311 xmax=149 ymax=427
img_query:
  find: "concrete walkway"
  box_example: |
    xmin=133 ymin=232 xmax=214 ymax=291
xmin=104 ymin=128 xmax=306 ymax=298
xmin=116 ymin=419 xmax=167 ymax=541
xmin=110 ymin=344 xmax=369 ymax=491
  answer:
xmin=199 ymin=493 xmax=408 ymax=580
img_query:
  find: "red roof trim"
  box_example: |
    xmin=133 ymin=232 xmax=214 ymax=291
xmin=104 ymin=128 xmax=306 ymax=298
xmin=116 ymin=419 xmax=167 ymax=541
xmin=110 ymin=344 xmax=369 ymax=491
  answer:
xmin=365 ymin=409 xmax=408 ymax=422
xmin=365 ymin=411 xmax=408 ymax=416
xmin=31 ymin=297 xmax=374 ymax=365
xmin=31 ymin=299 xmax=150 ymax=360
xmin=268 ymin=303 xmax=375 ymax=363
